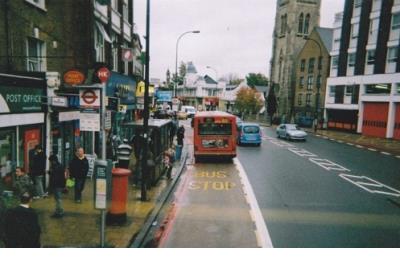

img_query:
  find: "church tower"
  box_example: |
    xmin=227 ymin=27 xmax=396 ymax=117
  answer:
xmin=269 ymin=0 xmax=321 ymax=121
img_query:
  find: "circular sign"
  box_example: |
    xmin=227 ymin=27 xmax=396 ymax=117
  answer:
xmin=96 ymin=67 xmax=110 ymax=83
xmin=123 ymin=49 xmax=133 ymax=61
xmin=81 ymin=90 xmax=98 ymax=105
xmin=63 ymin=70 xmax=85 ymax=85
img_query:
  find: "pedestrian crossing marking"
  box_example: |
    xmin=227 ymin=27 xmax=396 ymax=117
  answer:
xmin=339 ymin=174 xmax=400 ymax=198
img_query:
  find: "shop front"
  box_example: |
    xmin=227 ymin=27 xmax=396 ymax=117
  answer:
xmin=0 ymin=73 xmax=46 ymax=188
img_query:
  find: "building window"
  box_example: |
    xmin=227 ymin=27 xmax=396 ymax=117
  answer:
xmin=112 ymin=0 xmax=119 ymax=10
xmin=95 ymin=28 xmax=105 ymax=62
xmin=392 ymin=13 xmax=400 ymax=30
xmin=298 ymin=13 xmax=304 ymax=34
xmin=280 ymin=14 xmax=287 ymax=36
xmin=329 ymin=86 xmax=336 ymax=97
xmin=387 ymin=47 xmax=398 ymax=63
xmin=396 ymin=83 xmax=400 ymax=94
xmin=111 ymin=33 xmax=118 ymax=72
xmin=27 ymin=38 xmax=45 ymax=72
xmin=304 ymin=14 xmax=310 ymax=35
xmin=306 ymin=93 xmax=311 ymax=106
xmin=365 ymin=84 xmax=391 ymax=94
xmin=308 ymin=58 xmax=315 ymax=73
xmin=316 ymin=75 xmax=321 ymax=88
xmin=298 ymin=93 xmax=303 ymax=106
xmin=122 ymin=0 xmax=129 ymax=20
xmin=25 ymin=0 xmax=46 ymax=10
xmin=367 ymin=50 xmax=376 ymax=65
xmin=300 ymin=59 xmax=306 ymax=72
xmin=334 ymin=85 xmax=345 ymax=104
xmin=299 ymin=76 xmax=304 ymax=88
xmin=123 ymin=42 xmax=129 ymax=75
xmin=307 ymin=75 xmax=314 ymax=91
xmin=351 ymin=23 xmax=359 ymax=38
xmin=348 ymin=53 xmax=356 ymax=67
xmin=354 ymin=0 xmax=362 ymax=8
xmin=331 ymin=56 xmax=339 ymax=69
xmin=318 ymin=56 xmax=322 ymax=70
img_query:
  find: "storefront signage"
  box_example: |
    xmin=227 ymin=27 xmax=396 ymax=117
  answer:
xmin=136 ymin=81 xmax=155 ymax=97
xmin=80 ymin=112 xmax=100 ymax=131
xmin=96 ymin=67 xmax=110 ymax=83
xmin=156 ymin=90 xmax=173 ymax=102
xmin=51 ymin=96 xmax=68 ymax=107
xmin=63 ymin=70 xmax=85 ymax=85
xmin=80 ymin=89 xmax=100 ymax=108
xmin=0 ymin=86 xmax=43 ymax=114
xmin=106 ymin=72 xmax=136 ymax=105
xmin=59 ymin=111 xmax=80 ymax=122
xmin=105 ymin=110 xmax=112 ymax=130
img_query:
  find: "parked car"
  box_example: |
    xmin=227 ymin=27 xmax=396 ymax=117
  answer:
xmin=182 ymin=106 xmax=196 ymax=118
xmin=153 ymin=109 xmax=169 ymax=119
xmin=177 ymin=111 xmax=188 ymax=120
xmin=237 ymin=123 xmax=262 ymax=146
xmin=276 ymin=124 xmax=307 ymax=141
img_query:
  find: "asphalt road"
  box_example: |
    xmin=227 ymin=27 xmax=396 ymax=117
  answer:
xmin=238 ymin=126 xmax=400 ymax=247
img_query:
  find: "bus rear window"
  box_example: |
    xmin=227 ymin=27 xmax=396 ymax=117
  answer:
xmin=198 ymin=123 xmax=232 ymax=135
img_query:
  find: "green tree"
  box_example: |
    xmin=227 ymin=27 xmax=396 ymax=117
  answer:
xmin=246 ymin=73 xmax=269 ymax=89
xmin=266 ymin=87 xmax=277 ymax=126
xmin=235 ymin=87 xmax=264 ymax=118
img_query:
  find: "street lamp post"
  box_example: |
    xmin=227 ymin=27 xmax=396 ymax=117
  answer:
xmin=304 ymin=36 xmax=322 ymax=133
xmin=174 ymin=30 xmax=200 ymax=98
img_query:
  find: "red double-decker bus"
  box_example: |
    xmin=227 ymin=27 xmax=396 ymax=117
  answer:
xmin=193 ymin=111 xmax=237 ymax=162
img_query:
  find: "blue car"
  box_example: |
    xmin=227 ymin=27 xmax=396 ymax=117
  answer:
xmin=237 ymin=123 xmax=262 ymax=146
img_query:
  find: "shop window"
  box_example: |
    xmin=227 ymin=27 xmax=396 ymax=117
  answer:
xmin=0 ymin=130 xmax=14 ymax=187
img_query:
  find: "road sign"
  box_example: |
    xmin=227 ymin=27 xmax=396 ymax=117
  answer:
xmin=80 ymin=89 xmax=100 ymax=108
xmin=51 ymin=96 xmax=68 ymax=107
xmin=80 ymin=112 xmax=100 ymax=131
xmin=96 ymin=67 xmax=110 ymax=83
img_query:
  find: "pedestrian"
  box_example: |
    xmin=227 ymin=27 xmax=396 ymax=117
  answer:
xmin=163 ymin=148 xmax=175 ymax=180
xmin=3 ymin=192 xmax=41 ymax=248
xmin=29 ymin=145 xmax=47 ymax=199
xmin=68 ymin=147 xmax=89 ymax=203
xmin=131 ymin=131 xmax=144 ymax=185
xmin=13 ymin=167 xmax=34 ymax=197
xmin=49 ymin=155 xmax=66 ymax=218
xmin=116 ymin=139 xmax=133 ymax=169
xmin=177 ymin=125 xmax=185 ymax=146
xmin=170 ymin=114 xmax=178 ymax=146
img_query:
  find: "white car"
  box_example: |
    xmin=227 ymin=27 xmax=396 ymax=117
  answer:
xmin=276 ymin=124 xmax=307 ymax=141
xmin=182 ymin=106 xmax=196 ymax=118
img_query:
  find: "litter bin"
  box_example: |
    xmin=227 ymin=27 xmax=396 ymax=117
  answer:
xmin=106 ymin=168 xmax=131 ymax=225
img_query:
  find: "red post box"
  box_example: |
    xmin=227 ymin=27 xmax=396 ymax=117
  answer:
xmin=106 ymin=168 xmax=131 ymax=225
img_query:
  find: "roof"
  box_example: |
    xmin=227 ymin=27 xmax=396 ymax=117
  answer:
xmin=315 ymin=27 xmax=333 ymax=52
xmin=195 ymin=111 xmax=235 ymax=118
xmin=204 ymin=75 xmax=217 ymax=85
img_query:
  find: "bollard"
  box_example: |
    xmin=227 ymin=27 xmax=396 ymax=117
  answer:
xmin=106 ymin=168 xmax=131 ymax=225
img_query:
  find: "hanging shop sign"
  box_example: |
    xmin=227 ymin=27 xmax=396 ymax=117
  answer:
xmin=136 ymin=81 xmax=155 ymax=97
xmin=0 ymin=86 xmax=43 ymax=114
xmin=121 ymin=48 xmax=134 ymax=62
xmin=106 ymin=72 xmax=136 ymax=106
xmin=63 ymin=70 xmax=86 ymax=85
xmin=96 ymin=67 xmax=110 ymax=84
xmin=80 ymin=89 xmax=101 ymax=108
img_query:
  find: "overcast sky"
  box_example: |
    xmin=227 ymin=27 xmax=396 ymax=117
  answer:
xmin=133 ymin=0 xmax=345 ymax=82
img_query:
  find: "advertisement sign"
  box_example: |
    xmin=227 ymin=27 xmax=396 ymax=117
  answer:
xmin=24 ymin=129 xmax=41 ymax=173
xmin=63 ymin=70 xmax=85 ymax=85
xmin=0 ymin=86 xmax=43 ymax=114
xmin=106 ymin=72 xmax=136 ymax=105
xmin=80 ymin=89 xmax=101 ymax=108
xmin=96 ymin=67 xmax=110 ymax=83
xmin=156 ymin=90 xmax=173 ymax=102
xmin=80 ymin=112 xmax=100 ymax=132
xmin=136 ymin=81 xmax=155 ymax=97
xmin=121 ymin=48 xmax=134 ymax=62
xmin=51 ymin=96 xmax=68 ymax=107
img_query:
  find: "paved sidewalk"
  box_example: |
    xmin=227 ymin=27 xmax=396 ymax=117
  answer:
xmin=1 ymin=159 xmax=184 ymax=248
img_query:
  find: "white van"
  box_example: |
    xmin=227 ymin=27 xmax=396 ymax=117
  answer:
xmin=181 ymin=105 xmax=196 ymax=118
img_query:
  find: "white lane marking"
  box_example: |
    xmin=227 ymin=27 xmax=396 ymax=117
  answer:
xmin=347 ymin=143 xmax=354 ymax=146
xmin=329 ymin=138 xmax=336 ymax=142
xmin=234 ymin=158 xmax=273 ymax=248
xmin=396 ymin=156 xmax=400 ymax=159
xmin=309 ymin=158 xmax=350 ymax=172
xmin=356 ymin=145 xmax=364 ymax=149
xmin=323 ymin=136 xmax=329 ymax=139
xmin=288 ymin=148 xmax=317 ymax=157
xmin=316 ymin=135 xmax=321 ymax=137
xmin=368 ymin=148 xmax=377 ymax=152
xmin=337 ymin=140 xmax=344 ymax=143
xmin=339 ymin=174 xmax=400 ymax=197
xmin=381 ymin=152 xmax=391 ymax=156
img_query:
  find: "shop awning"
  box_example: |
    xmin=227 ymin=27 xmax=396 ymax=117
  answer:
xmin=95 ymin=21 xmax=111 ymax=43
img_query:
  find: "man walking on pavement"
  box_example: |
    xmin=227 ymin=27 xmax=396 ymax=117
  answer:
xmin=3 ymin=192 xmax=41 ymax=248
xmin=29 ymin=145 xmax=47 ymax=199
xmin=49 ymin=155 xmax=66 ymax=218
xmin=68 ymin=147 xmax=89 ymax=203
xmin=117 ymin=139 xmax=133 ymax=169
xmin=176 ymin=125 xmax=185 ymax=161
